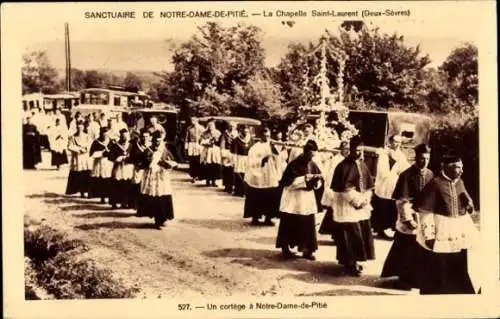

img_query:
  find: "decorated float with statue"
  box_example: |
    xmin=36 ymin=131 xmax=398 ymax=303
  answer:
xmin=274 ymin=32 xmax=435 ymax=176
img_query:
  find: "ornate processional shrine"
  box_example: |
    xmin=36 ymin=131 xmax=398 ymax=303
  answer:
xmin=286 ymin=32 xmax=359 ymax=152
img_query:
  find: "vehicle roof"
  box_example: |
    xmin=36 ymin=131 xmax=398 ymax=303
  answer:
xmin=349 ymin=109 xmax=434 ymax=119
xmin=71 ymin=104 xmax=131 ymax=113
xmin=80 ymin=88 xmax=138 ymax=97
xmin=132 ymin=107 xmax=178 ymax=114
xmin=43 ymin=93 xmax=80 ymax=100
xmin=196 ymin=116 xmax=261 ymax=126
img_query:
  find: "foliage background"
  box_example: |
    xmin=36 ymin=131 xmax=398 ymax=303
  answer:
xmin=22 ymin=21 xmax=479 ymax=207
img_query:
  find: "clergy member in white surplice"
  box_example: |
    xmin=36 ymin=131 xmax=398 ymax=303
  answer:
xmin=184 ymin=117 xmax=204 ymax=183
xmin=220 ymin=121 xmax=239 ymax=193
xmin=318 ymin=141 xmax=350 ymax=239
xmin=48 ymin=118 xmax=69 ymax=170
xmin=244 ymin=128 xmax=286 ymax=226
xmin=372 ymin=134 xmax=410 ymax=239
xmin=329 ymin=136 xmax=376 ymax=276
xmin=413 ymin=153 xmax=479 ymax=295
xmin=231 ymin=125 xmax=254 ymax=196
xmin=275 ymin=140 xmax=323 ymax=260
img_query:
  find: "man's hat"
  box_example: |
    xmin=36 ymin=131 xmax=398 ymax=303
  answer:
xmin=415 ymin=144 xmax=431 ymax=155
xmin=304 ymin=139 xmax=319 ymax=152
xmin=349 ymin=135 xmax=363 ymax=149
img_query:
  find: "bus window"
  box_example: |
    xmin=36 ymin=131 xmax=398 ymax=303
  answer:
xmin=23 ymin=101 xmax=27 ymax=111
xmin=114 ymin=96 xmax=121 ymax=106
xmin=100 ymin=93 xmax=109 ymax=105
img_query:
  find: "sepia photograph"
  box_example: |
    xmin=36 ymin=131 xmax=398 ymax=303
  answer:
xmin=2 ymin=1 xmax=499 ymax=318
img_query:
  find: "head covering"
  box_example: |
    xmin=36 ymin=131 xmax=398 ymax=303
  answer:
xmin=349 ymin=135 xmax=363 ymax=150
xmin=99 ymin=127 xmax=109 ymax=137
xmin=415 ymin=144 xmax=431 ymax=155
xmin=339 ymin=141 xmax=349 ymax=149
xmin=151 ymin=130 xmax=162 ymax=140
xmin=441 ymin=151 xmax=462 ymax=165
xmin=303 ymin=139 xmax=319 ymax=152
xmin=389 ymin=134 xmax=403 ymax=143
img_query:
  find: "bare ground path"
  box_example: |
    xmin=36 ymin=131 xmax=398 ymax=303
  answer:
xmin=24 ymin=166 xmax=429 ymax=298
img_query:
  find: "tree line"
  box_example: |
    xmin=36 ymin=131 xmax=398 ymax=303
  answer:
xmin=23 ymin=21 xmax=478 ymax=121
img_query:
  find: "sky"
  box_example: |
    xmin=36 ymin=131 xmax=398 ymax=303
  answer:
xmin=15 ymin=2 xmax=486 ymax=72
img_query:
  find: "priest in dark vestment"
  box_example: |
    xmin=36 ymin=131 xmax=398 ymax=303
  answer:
xmin=381 ymin=144 xmax=434 ymax=289
xmin=413 ymin=154 xmax=479 ymax=295
xmin=23 ymin=116 xmax=42 ymax=169
xmin=330 ymin=136 xmax=376 ymax=276
xmin=276 ymin=140 xmax=323 ymax=260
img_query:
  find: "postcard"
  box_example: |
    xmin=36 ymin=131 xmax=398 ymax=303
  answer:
xmin=2 ymin=1 xmax=499 ymax=318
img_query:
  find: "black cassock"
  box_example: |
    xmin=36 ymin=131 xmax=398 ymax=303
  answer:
xmin=275 ymin=154 xmax=324 ymax=253
xmin=231 ymin=136 xmax=254 ymax=196
xmin=381 ymin=165 xmax=434 ymax=287
xmin=23 ymin=124 xmax=42 ymax=169
xmin=88 ymin=139 xmax=112 ymax=200
xmin=413 ymin=175 xmax=476 ymax=295
xmin=330 ymin=157 xmax=376 ymax=266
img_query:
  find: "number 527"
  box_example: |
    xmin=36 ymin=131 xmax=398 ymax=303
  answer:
xmin=178 ymin=304 xmax=191 ymax=311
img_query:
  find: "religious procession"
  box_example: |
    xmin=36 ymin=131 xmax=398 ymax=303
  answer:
xmin=21 ymin=20 xmax=482 ymax=300
xmin=22 ymin=90 xmax=480 ymax=297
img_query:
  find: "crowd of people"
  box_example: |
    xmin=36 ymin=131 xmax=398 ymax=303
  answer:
xmin=23 ymin=109 xmax=480 ymax=295
xmin=184 ymin=117 xmax=480 ymax=294
xmin=23 ymin=108 xmax=174 ymax=227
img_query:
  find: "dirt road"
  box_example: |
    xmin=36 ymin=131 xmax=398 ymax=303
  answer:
xmin=24 ymin=166 xmax=422 ymax=299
